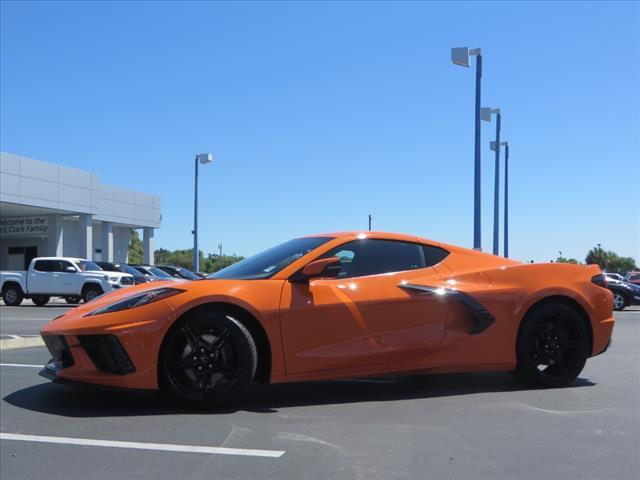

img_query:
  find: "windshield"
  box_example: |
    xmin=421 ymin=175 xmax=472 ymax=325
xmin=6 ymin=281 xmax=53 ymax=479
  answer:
xmin=209 ymin=237 xmax=333 ymax=280
xmin=176 ymin=268 xmax=199 ymax=280
xmin=117 ymin=264 xmax=142 ymax=276
xmin=148 ymin=266 xmax=173 ymax=278
xmin=74 ymin=260 xmax=103 ymax=272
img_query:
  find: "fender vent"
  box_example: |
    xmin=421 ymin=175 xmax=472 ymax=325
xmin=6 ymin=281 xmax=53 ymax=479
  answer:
xmin=77 ymin=334 xmax=135 ymax=375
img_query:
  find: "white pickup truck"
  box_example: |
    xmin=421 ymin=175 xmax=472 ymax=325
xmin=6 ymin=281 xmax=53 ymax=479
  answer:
xmin=0 ymin=257 xmax=134 ymax=306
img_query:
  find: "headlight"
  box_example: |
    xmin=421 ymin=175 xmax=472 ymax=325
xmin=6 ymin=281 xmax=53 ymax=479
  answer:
xmin=85 ymin=288 xmax=184 ymax=316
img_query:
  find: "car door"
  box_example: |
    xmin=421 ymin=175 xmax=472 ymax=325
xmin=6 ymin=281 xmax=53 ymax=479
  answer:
xmin=28 ymin=260 xmax=55 ymax=294
xmin=56 ymin=260 xmax=80 ymax=295
xmin=280 ymin=239 xmax=450 ymax=375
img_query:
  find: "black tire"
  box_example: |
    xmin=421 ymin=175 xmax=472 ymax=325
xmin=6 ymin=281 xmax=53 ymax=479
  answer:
xmin=31 ymin=295 xmax=50 ymax=306
xmin=515 ymin=302 xmax=589 ymax=388
xmin=159 ymin=311 xmax=257 ymax=406
xmin=82 ymin=285 xmax=103 ymax=303
xmin=2 ymin=284 xmax=24 ymax=306
xmin=612 ymin=291 xmax=627 ymax=311
xmin=64 ymin=296 xmax=82 ymax=304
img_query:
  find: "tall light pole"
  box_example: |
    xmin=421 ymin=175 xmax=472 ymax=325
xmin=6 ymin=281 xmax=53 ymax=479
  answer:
xmin=503 ymin=141 xmax=509 ymax=258
xmin=483 ymin=107 xmax=501 ymax=255
xmin=452 ymin=47 xmax=483 ymax=250
xmin=193 ymin=153 xmax=213 ymax=272
xmin=492 ymin=140 xmax=509 ymax=257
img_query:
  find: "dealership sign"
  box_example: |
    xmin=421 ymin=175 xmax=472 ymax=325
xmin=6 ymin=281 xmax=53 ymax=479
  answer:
xmin=0 ymin=216 xmax=49 ymax=236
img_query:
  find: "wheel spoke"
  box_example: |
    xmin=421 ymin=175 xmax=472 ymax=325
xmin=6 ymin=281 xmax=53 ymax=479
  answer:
xmin=209 ymin=329 xmax=230 ymax=352
xmin=214 ymin=361 xmax=240 ymax=379
xmin=182 ymin=325 xmax=201 ymax=350
xmin=168 ymin=356 xmax=193 ymax=373
xmin=533 ymin=323 xmax=548 ymax=339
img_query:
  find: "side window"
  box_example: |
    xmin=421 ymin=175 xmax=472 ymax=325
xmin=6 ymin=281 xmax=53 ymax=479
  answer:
xmin=421 ymin=244 xmax=450 ymax=267
xmin=33 ymin=260 xmax=53 ymax=272
xmin=58 ymin=261 xmax=74 ymax=272
xmin=323 ymin=239 xmax=427 ymax=278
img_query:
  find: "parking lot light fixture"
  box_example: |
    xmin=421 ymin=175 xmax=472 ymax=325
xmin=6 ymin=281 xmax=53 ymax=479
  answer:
xmin=502 ymin=142 xmax=509 ymax=258
xmin=484 ymin=108 xmax=501 ymax=256
xmin=194 ymin=153 xmax=214 ymax=273
xmin=451 ymin=47 xmax=482 ymax=251
xmin=492 ymin=140 xmax=509 ymax=258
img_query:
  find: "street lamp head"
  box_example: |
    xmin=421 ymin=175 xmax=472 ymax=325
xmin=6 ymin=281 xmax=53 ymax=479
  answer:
xmin=451 ymin=47 xmax=481 ymax=67
xmin=490 ymin=140 xmax=508 ymax=151
xmin=481 ymin=107 xmax=500 ymax=122
xmin=196 ymin=153 xmax=214 ymax=164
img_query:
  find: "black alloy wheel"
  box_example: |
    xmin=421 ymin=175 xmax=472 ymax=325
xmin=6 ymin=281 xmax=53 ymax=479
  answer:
xmin=515 ymin=302 xmax=589 ymax=388
xmin=160 ymin=312 xmax=257 ymax=406
xmin=31 ymin=295 xmax=50 ymax=306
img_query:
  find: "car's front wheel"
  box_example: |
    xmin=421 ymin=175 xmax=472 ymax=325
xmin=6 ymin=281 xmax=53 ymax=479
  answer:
xmin=159 ymin=312 xmax=257 ymax=406
xmin=612 ymin=292 xmax=627 ymax=311
xmin=515 ymin=302 xmax=589 ymax=388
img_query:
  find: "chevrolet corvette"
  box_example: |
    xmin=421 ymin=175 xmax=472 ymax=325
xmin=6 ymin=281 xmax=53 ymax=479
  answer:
xmin=40 ymin=232 xmax=615 ymax=405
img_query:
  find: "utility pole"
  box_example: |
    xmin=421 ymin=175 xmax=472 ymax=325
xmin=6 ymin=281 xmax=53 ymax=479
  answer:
xmin=368 ymin=214 xmax=372 ymax=231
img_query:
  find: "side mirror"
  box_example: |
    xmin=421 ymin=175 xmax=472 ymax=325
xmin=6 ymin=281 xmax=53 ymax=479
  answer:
xmin=291 ymin=257 xmax=342 ymax=283
xmin=64 ymin=266 xmax=76 ymax=273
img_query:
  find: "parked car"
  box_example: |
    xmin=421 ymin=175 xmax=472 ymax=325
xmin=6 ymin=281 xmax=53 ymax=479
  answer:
xmin=1 ymin=257 xmax=134 ymax=306
xmin=155 ymin=265 xmax=200 ymax=280
xmin=625 ymin=271 xmax=640 ymax=286
xmin=605 ymin=275 xmax=640 ymax=311
xmin=41 ymin=231 xmax=614 ymax=406
xmin=95 ymin=261 xmax=156 ymax=285
xmin=129 ymin=264 xmax=177 ymax=280
xmin=604 ymin=273 xmax=625 ymax=282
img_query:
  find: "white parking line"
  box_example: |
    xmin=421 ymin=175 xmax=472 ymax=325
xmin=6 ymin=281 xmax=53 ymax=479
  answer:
xmin=0 ymin=433 xmax=285 ymax=458
xmin=0 ymin=363 xmax=43 ymax=368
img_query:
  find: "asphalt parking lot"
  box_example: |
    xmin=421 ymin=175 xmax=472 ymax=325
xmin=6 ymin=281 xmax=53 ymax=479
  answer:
xmin=0 ymin=305 xmax=638 ymax=480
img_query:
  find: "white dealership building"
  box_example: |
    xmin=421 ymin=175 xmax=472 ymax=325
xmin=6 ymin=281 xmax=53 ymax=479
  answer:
xmin=0 ymin=152 xmax=161 ymax=270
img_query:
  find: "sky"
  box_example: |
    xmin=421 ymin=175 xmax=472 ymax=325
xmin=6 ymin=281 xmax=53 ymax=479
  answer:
xmin=1 ymin=1 xmax=639 ymax=263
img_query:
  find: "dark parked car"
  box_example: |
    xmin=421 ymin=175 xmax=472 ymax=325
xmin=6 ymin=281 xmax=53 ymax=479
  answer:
xmin=95 ymin=261 xmax=156 ymax=285
xmin=605 ymin=275 xmax=640 ymax=311
xmin=129 ymin=264 xmax=177 ymax=280
xmin=155 ymin=265 xmax=199 ymax=280
xmin=625 ymin=272 xmax=640 ymax=286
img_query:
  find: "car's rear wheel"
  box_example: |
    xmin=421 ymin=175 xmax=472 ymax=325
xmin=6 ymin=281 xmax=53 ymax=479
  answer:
xmin=515 ymin=302 xmax=589 ymax=388
xmin=64 ymin=296 xmax=81 ymax=304
xmin=31 ymin=295 xmax=50 ymax=306
xmin=159 ymin=312 xmax=257 ymax=406
xmin=2 ymin=284 xmax=23 ymax=306
xmin=612 ymin=292 xmax=626 ymax=311
xmin=82 ymin=285 xmax=103 ymax=303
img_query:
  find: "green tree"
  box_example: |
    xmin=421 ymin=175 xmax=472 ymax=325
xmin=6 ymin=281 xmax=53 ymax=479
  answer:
xmin=203 ymin=254 xmax=244 ymax=273
xmin=154 ymin=248 xmax=204 ymax=269
xmin=128 ymin=229 xmax=143 ymax=264
xmin=585 ymin=245 xmax=638 ymax=274
xmin=153 ymin=248 xmax=244 ymax=273
xmin=555 ymin=256 xmax=580 ymax=264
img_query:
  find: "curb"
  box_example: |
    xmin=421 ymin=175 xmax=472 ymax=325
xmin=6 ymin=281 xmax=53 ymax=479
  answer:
xmin=0 ymin=336 xmax=45 ymax=351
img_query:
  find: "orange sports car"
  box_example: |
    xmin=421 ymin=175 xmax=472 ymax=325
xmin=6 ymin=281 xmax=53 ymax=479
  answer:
xmin=40 ymin=232 xmax=615 ymax=405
